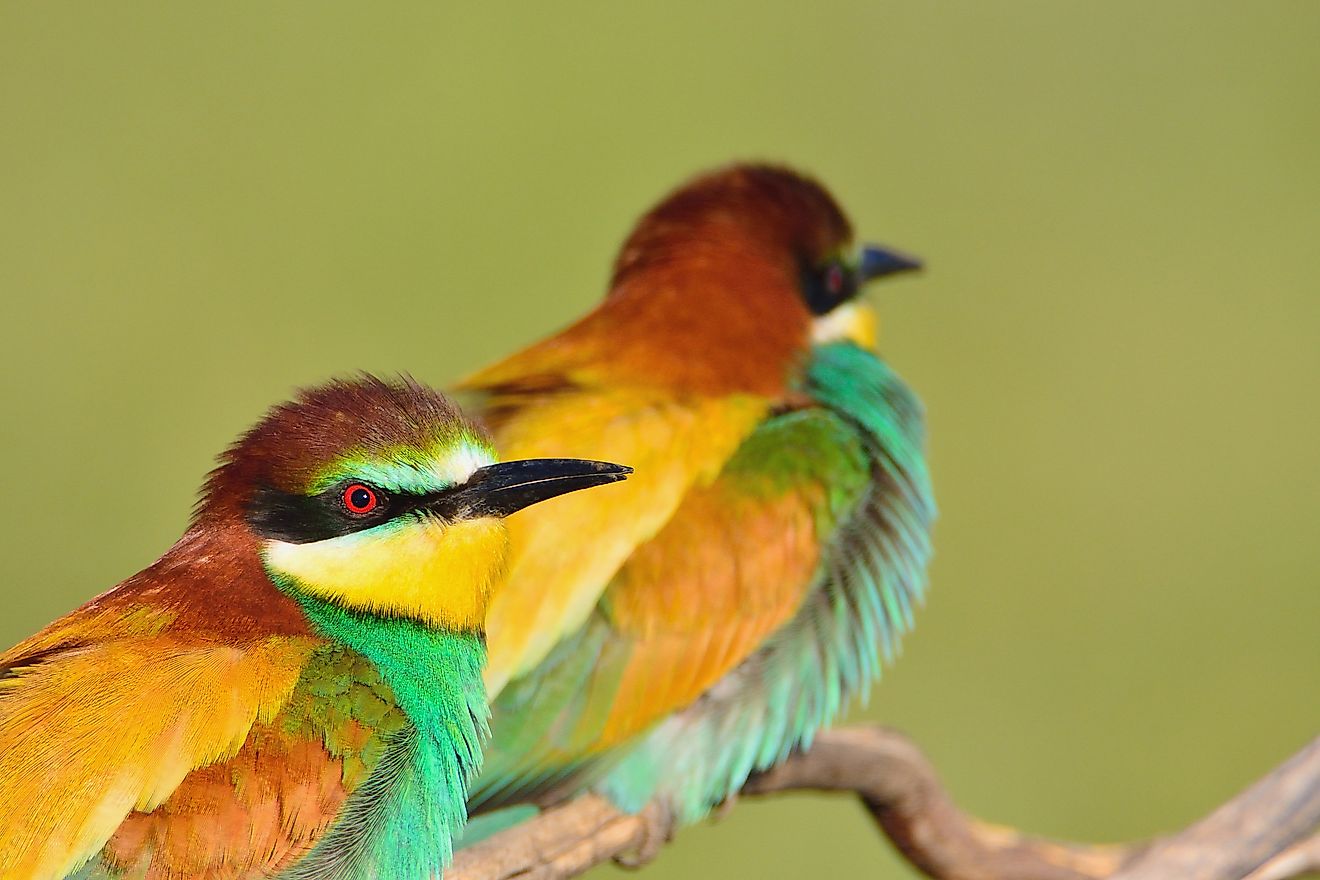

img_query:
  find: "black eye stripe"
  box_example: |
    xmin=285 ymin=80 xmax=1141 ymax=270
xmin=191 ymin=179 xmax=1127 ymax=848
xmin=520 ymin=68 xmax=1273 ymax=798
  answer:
xmin=800 ymin=258 xmax=858 ymax=316
xmin=247 ymin=482 xmax=439 ymax=544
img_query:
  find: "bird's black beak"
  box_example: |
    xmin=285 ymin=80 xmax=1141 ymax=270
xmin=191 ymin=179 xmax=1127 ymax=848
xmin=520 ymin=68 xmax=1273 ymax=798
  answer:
xmin=858 ymin=245 xmax=923 ymax=283
xmin=428 ymin=459 xmax=632 ymax=520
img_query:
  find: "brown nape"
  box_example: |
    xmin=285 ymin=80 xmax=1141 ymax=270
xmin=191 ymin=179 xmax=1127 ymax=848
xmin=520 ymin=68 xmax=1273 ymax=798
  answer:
xmin=2 ymin=517 xmax=316 ymax=653
xmin=481 ymin=164 xmax=859 ymax=399
xmin=196 ymin=375 xmax=486 ymax=524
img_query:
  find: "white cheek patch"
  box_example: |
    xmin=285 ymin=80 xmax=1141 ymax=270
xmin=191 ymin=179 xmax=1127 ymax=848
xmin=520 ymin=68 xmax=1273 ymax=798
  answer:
xmin=811 ymin=302 xmax=863 ymax=344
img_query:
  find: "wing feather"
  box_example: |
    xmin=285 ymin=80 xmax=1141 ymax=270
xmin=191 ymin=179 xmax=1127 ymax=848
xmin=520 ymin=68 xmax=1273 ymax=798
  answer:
xmin=474 ymin=384 xmax=768 ymax=695
xmin=468 ymin=342 xmax=932 ymax=826
xmin=598 ymin=342 xmax=935 ymax=820
xmin=0 ymin=630 xmax=316 ymax=880
xmin=470 ymin=404 xmax=871 ymax=812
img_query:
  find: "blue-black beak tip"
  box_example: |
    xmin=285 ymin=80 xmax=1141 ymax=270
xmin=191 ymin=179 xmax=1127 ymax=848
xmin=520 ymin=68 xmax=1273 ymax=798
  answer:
xmin=858 ymin=245 xmax=924 ymax=282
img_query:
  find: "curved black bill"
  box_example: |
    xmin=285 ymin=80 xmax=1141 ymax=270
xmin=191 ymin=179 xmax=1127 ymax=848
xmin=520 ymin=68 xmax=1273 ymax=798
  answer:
xmin=430 ymin=458 xmax=632 ymax=519
xmin=858 ymin=245 xmax=923 ymax=283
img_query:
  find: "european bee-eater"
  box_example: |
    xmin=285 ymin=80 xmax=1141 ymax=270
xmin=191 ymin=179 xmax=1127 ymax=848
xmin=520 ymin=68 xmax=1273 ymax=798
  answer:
xmin=0 ymin=376 xmax=629 ymax=880
xmin=461 ymin=163 xmax=934 ymax=831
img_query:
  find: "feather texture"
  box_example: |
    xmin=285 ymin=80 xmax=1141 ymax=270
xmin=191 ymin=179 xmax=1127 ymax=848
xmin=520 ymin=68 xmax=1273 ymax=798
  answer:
xmin=457 ymin=163 xmax=933 ymax=839
xmin=0 ymin=538 xmax=490 ymax=880
xmin=468 ymin=342 xmax=933 ymax=821
xmin=599 ymin=342 xmax=933 ymax=820
xmin=475 ymin=386 xmax=768 ymax=694
xmin=275 ymin=597 xmax=486 ymax=880
xmin=0 ymin=375 xmax=507 ymax=880
xmin=0 ymin=631 xmax=314 ymax=880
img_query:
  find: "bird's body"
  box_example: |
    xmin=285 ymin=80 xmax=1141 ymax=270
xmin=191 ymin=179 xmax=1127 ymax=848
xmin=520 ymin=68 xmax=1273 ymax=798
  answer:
xmin=0 ymin=377 xmax=628 ymax=880
xmin=463 ymin=164 xmax=934 ymax=826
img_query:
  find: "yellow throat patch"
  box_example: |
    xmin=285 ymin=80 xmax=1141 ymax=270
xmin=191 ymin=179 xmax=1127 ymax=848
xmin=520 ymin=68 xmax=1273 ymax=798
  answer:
xmin=263 ymin=517 xmax=510 ymax=631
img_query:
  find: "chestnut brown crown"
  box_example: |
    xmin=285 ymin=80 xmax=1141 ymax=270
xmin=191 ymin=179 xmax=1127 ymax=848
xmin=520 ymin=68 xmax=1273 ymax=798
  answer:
xmin=609 ymin=163 xmax=855 ymax=295
xmin=198 ymin=376 xmax=488 ymax=523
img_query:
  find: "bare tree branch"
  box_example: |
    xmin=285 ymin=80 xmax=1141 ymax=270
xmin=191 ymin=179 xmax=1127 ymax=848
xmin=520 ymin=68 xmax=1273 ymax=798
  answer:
xmin=1111 ymin=733 xmax=1320 ymax=880
xmin=450 ymin=796 xmax=664 ymax=880
xmin=448 ymin=726 xmax=1320 ymax=880
xmin=742 ymin=725 xmax=1141 ymax=880
xmin=1243 ymin=834 xmax=1320 ymax=880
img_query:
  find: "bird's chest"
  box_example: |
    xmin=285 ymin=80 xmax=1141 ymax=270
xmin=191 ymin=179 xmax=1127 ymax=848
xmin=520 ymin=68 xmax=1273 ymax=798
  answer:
xmin=278 ymin=642 xmax=415 ymax=791
xmin=278 ymin=605 xmax=487 ymax=880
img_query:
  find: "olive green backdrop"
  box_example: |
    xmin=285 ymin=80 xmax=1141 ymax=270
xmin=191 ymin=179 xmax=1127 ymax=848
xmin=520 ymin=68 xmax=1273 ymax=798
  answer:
xmin=3 ymin=4 xmax=1318 ymax=878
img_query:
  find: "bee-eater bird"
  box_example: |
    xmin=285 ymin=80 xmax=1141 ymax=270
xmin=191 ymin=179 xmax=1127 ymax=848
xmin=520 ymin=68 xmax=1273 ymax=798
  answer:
xmin=460 ymin=163 xmax=934 ymax=835
xmin=0 ymin=376 xmax=629 ymax=880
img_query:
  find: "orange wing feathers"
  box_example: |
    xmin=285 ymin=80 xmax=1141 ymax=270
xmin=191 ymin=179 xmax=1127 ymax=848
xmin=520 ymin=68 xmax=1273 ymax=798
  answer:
xmin=469 ymin=406 xmax=863 ymax=812
xmin=95 ymin=643 xmax=412 ymax=880
xmin=596 ymin=476 xmax=824 ymax=747
xmin=0 ymin=632 xmax=315 ymax=880
xmin=474 ymin=385 xmax=768 ymax=695
xmin=466 ymin=164 xmax=932 ymax=827
xmin=0 ymin=529 xmax=379 ymax=880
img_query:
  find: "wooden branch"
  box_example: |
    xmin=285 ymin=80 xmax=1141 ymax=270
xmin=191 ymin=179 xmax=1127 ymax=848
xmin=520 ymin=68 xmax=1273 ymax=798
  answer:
xmin=742 ymin=725 xmax=1140 ymax=880
xmin=1244 ymin=834 xmax=1320 ymax=880
xmin=1110 ymin=733 xmax=1320 ymax=880
xmin=448 ymin=725 xmax=1320 ymax=880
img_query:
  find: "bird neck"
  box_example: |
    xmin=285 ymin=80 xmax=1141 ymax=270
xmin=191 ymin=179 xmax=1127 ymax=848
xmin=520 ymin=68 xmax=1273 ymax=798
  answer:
xmin=294 ymin=593 xmax=488 ymax=865
xmin=581 ymin=269 xmax=810 ymax=397
xmin=465 ymin=254 xmax=811 ymax=398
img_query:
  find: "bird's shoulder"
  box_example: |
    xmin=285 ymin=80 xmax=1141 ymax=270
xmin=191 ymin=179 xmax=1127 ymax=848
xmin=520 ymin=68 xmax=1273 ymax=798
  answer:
xmin=80 ymin=639 xmax=417 ymax=880
xmin=0 ymin=525 xmax=348 ymax=879
xmin=4 ymin=522 xmax=315 ymax=671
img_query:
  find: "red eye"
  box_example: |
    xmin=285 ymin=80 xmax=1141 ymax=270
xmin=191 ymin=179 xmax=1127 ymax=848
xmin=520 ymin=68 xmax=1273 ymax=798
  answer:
xmin=342 ymin=483 xmax=379 ymax=515
xmin=826 ymin=264 xmax=846 ymax=296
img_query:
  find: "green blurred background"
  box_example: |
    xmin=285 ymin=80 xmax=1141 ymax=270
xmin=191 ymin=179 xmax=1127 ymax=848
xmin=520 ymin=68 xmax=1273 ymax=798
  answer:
xmin=3 ymin=3 xmax=1318 ymax=877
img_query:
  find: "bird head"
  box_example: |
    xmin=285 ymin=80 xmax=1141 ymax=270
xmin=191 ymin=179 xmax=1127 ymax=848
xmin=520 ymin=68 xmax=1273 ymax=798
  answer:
xmin=543 ymin=163 xmax=921 ymax=398
xmin=199 ymin=376 xmax=630 ymax=630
